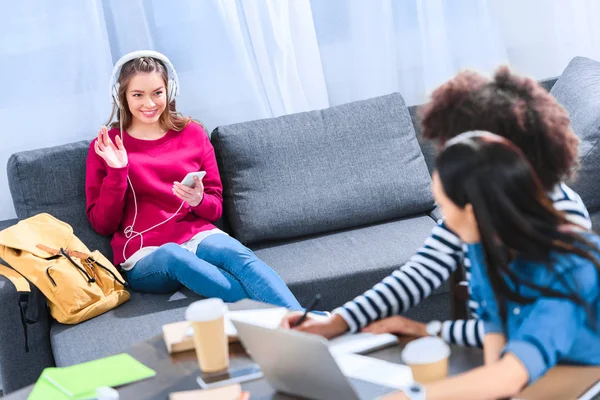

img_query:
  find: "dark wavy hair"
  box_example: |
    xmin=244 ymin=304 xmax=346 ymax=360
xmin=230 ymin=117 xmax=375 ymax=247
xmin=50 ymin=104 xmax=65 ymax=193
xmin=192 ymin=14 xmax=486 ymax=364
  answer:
xmin=421 ymin=67 xmax=579 ymax=191
xmin=437 ymin=133 xmax=599 ymax=323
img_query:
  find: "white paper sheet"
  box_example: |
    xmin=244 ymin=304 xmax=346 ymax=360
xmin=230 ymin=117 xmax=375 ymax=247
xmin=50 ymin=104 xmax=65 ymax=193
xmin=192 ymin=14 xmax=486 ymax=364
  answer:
xmin=335 ymin=353 xmax=413 ymax=389
xmin=186 ymin=307 xmax=290 ymax=338
xmin=329 ymin=332 xmax=399 ymax=355
xmin=225 ymin=307 xmax=289 ymax=337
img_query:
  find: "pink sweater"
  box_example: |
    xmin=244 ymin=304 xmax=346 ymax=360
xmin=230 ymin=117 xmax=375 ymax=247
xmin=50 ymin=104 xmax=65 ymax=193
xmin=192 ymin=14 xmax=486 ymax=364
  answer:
xmin=86 ymin=122 xmax=223 ymax=265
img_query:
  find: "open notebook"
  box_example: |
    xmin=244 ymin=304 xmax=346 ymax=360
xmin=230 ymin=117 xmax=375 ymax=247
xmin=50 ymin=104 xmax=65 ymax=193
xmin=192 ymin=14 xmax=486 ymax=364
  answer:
xmin=163 ymin=307 xmax=398 ymax=355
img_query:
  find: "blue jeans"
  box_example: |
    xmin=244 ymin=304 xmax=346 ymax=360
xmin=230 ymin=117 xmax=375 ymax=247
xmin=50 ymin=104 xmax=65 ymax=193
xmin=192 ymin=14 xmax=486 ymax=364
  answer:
xmin=125 ymin=234 xmax=302 ymax=310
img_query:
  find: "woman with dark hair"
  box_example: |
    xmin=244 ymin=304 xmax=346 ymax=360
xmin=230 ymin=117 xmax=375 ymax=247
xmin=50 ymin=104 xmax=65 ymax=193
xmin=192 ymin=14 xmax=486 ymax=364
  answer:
xmin=388 ymin=132 xmax=600 ymax=399
xmin=282 ymin=66 xmax=591 ymax=350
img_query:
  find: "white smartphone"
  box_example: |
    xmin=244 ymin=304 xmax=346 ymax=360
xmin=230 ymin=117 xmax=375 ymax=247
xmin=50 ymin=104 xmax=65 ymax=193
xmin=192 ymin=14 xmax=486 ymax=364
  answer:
xmin=181 ymin=171 xmax=206 ymax=187
xmin=196 ymin=364 xmax=263 ymax=389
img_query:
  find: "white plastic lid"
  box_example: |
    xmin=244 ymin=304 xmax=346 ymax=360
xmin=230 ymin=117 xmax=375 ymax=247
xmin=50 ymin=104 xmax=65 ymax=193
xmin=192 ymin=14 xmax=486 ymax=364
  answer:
xmin=401 ymin=337 xmax=451 ymax=365
xmin=185 ymin=298 xmax=227 ymax=322
xmin=96 ymin=386 xmax=119 ymax=400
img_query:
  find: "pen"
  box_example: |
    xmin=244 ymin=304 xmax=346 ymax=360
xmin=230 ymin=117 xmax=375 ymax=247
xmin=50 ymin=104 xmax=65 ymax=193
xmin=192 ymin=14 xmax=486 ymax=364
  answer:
xmin=293 ymin=294 xmax=321 ymax=328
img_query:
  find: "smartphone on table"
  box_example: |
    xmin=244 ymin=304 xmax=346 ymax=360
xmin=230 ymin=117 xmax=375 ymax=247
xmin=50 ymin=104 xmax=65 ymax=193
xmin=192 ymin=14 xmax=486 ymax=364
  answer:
xmin=196 ymin=364 xmax=263 ymax=389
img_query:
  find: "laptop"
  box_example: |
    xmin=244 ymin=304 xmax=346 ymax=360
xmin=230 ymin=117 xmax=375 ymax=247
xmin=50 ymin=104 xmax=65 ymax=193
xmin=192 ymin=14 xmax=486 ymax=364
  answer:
xmin=232 ymin=319 xmax=404 ymax=400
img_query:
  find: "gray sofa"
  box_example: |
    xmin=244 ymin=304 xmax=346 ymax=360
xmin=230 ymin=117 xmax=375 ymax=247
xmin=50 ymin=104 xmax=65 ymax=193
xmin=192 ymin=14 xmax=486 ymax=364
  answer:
xmin=3 ymin=56 xmax=599 ymax=394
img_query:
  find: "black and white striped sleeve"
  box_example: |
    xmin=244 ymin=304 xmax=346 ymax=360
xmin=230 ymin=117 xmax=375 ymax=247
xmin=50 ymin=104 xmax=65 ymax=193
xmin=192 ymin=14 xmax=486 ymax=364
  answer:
xmin=550 ymin=183 xmax=591 ymax=229
xmin=332 ymin=223 xmax=463 ymax=332
xmin=441 ymin=319 xmax=484 ymax=347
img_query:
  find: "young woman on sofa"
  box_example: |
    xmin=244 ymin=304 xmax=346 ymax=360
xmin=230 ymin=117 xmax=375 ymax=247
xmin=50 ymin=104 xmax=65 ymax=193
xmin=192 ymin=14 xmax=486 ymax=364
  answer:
xmin=386 ymin=132 xmax=600 ymax=399
xmin=85 ymin=50 xmax=301 ymax=309
xmin=282 ymin=67 xmax=591 ymax=348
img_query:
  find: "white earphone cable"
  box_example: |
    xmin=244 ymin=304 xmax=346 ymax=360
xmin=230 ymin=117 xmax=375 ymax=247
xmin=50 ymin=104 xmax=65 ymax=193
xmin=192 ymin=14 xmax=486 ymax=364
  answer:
xmin=117 ymin=118 xmax=186 ymax=261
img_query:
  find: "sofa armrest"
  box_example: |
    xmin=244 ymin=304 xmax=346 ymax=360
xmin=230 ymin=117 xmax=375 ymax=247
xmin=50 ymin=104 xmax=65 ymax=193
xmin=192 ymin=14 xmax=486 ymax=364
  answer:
xmin=0 ymin=218 xmax=18 ymax=231
xmin=0 ymin=276 xmax=55 ymax=393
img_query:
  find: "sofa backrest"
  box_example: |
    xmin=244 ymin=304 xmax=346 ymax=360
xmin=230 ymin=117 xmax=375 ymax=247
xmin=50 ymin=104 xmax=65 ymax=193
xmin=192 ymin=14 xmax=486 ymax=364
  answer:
xmin=212 ymin=92 xmax=434 ymax=244
xmin=6 ymin=95 xmax=432 ymax=259
xmin=550 ymin=57 xmax=600 ymax=212
xmin=7 ymin=141 xmax=113 ymax=260
xmin=5 ymin=77 xmax=559 ymax=254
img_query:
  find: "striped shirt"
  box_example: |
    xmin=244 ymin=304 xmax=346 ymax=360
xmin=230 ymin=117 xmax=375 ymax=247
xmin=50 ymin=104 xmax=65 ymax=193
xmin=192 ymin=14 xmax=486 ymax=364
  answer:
xmin=333 ymin=183 xmax=591 ymax=347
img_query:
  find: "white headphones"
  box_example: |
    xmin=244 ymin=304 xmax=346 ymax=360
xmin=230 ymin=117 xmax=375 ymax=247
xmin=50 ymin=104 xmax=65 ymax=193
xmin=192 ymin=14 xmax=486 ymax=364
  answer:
xmin=109 ymin=50 xmax=180 ymax=109
xmin=109 ymin=50 xmax=186 ymax=262
xmin=444 ymin=130 xmax=503 ymax=148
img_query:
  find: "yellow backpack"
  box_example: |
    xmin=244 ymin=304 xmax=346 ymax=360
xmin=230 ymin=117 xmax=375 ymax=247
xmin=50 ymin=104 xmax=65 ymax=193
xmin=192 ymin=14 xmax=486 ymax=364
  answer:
xmin=0 ymin=213 xmax=130 ymax=327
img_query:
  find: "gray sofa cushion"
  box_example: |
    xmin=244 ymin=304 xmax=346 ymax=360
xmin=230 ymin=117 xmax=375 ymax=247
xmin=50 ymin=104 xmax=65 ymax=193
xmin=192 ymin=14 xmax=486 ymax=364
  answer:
xmin=51 ymin=289 xmax=203 ymax=367
xmin=0 ymin=218 xmax=17 ymax=231
xmin=409 ymin=104 xmax=436 ymax=175
xmin=252 ymin=214 xmax=441 ymax=311
xmin=538 ymin=77 xmax=558 ymax=93
xmin=7 ymin=140 xmax=113 ymax=260
xmin=213 ymin=93 xmax=434 ymax=244
xmin=550 ymin=57 xmax=600 ymax=212
xmin=591 ymin=210 xmax=600 ymax=234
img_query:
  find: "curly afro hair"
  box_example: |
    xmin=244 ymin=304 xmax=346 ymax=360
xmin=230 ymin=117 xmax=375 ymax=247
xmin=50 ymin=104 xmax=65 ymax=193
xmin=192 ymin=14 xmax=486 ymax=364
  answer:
xmin=419 ymin=66 xmax=579 ymax=190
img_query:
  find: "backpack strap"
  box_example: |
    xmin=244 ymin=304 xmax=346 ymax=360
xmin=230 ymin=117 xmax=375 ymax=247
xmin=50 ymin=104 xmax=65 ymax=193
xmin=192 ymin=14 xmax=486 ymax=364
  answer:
xmin=0 ymin=257 xmax=37 ymax=352
xmin=36 ymin=244 xmax=90 ymax=260
xmin=0 ymin=259 xmax=30 ymax=292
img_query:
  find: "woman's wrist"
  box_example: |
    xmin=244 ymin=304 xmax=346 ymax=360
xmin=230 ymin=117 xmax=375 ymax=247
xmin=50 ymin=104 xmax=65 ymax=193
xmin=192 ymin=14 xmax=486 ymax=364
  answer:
xmin=189 ymin=193 xmax=205 ymax=208
xmin=330 ymin=313 xmax=350 ymax=336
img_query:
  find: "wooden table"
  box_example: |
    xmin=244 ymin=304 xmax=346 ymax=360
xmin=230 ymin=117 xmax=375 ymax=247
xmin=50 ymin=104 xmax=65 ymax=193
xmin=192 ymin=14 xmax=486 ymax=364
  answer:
xmin=4 ymin=300 xmax=599 ymax=399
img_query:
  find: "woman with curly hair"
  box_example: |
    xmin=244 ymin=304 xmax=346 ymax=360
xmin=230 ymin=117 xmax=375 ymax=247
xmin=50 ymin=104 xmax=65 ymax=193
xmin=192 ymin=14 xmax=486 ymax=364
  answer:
xmin=282 ymin=67 xmax=591 ymax=350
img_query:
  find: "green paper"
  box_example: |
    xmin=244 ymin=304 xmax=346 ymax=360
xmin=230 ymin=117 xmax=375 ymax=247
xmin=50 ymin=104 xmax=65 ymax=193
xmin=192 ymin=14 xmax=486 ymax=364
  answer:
xmin=31 ymin=353 xmax=156 ymax=400
xmin=28 ymin=371 xmax=70 ymax=400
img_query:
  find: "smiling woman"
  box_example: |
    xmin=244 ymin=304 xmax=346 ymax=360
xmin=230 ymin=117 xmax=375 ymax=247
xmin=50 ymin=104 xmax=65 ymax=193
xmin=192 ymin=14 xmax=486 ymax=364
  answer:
xmin=128 ymin=80 xmax=166 ymax=125
xmin=85 ymin=51 xmax=303 ymax=311
xmin=106 ymin=57 xmax=191 ymax=136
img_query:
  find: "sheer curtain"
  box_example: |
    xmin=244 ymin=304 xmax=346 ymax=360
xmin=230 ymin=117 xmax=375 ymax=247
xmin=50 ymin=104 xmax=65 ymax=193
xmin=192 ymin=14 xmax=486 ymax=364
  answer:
xmin=0 ymin=1 xmax=112 ymax=220
xmin=1 ymin=0 xmax=600 ymax=221
xmin=310 ymin=0 xmax=509 ymax=106
xmin=490 ymin=0 xmax=600 ymax=78
xmin=311 ymin=0 xmax=600 ymax=106
xmin=0 ymin=0 xmax=327 ymax=221
xmin=101 ymin=0 xmax=328 ymax=130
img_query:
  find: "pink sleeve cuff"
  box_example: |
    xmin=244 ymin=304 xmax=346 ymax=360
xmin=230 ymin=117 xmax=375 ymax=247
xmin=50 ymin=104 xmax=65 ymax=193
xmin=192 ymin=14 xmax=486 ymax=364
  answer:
xmin=104 ymin=165 xmax=129 ymax=187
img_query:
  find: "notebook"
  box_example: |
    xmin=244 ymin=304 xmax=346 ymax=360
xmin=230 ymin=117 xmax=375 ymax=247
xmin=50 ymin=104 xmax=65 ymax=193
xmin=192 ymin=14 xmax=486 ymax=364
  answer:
xmin=329 ymin=332 xmax=398 ymax=355
xmin=334 ymin=353 xmax=413 ymax=388
xmin=517 ymin=365 xmax=600 ymax=400
xmin=163 ymin=307 xmax=290 ymax=353
xmin=29 ymin=353 xmax=156 ymax=400
xmin=163 ymin=307 xmax=398 ymax=356
xmin=29 ymin=376 xmax=70 ymax=400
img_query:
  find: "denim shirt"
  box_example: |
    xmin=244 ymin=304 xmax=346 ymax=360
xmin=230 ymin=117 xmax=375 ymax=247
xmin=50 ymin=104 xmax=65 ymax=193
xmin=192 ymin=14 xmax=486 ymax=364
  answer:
xmin=468 ymin=238 xmax=600 ymax=384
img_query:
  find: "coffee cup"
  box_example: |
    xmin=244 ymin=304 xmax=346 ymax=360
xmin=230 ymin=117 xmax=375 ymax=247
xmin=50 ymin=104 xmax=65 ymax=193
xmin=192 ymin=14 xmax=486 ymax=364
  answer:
xmin=401 ymin=336 xmax=450 ymax=383
xmin=185 ymin=298 xmax=229 ymax=373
